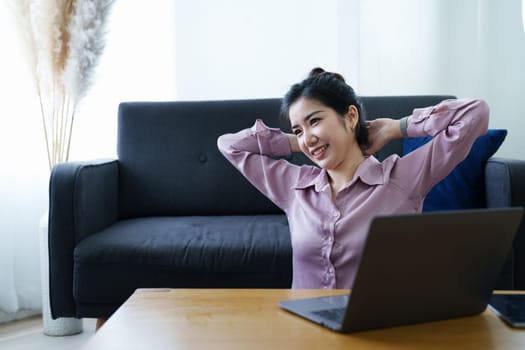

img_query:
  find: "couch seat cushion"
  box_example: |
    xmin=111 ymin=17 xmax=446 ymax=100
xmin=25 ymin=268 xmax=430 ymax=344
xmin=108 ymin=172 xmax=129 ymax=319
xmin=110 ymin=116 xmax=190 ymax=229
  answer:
xmin=73 ymin=215 xmax=292 ymax=303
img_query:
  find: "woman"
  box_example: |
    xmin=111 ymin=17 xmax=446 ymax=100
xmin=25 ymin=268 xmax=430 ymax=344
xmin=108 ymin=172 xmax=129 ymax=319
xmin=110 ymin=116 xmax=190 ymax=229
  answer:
xmin=217 ymin=68 xmax=489 ymax=289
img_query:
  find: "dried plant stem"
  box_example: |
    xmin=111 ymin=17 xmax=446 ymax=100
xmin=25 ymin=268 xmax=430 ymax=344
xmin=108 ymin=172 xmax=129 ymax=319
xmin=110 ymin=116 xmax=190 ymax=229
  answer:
xmin=59 ymin=90 xmax=66 ymax=162
xmin=38 ymin=85 xmax=76 ymax=169
xmin=52 ymin=87 xmax=58 ymax=165
xmin=65 ymin=109 xmax=75 ymax=162
xmin=37 ymin=90 xmax=52 ymax=170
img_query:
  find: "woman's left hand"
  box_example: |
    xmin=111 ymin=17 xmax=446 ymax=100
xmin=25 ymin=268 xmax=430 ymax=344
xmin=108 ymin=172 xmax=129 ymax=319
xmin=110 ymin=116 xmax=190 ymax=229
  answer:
xmin=363 ymin=118 xmax=404 ymax=156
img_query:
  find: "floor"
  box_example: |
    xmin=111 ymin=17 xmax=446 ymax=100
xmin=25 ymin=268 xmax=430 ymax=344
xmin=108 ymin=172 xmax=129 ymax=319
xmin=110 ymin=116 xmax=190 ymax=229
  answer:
xmin=0 ymin=315 xmax=97 ymax=350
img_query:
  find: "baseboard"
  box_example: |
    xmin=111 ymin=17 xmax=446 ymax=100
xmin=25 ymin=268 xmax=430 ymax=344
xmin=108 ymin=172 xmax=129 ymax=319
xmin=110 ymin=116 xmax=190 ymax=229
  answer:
xmin=0 ymin=310 xmax=41 ymax=324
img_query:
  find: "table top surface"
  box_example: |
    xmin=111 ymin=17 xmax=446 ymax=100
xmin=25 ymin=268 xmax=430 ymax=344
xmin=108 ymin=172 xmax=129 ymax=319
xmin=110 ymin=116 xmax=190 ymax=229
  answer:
xmin=82 ymin=289 xmax=525 ymax=350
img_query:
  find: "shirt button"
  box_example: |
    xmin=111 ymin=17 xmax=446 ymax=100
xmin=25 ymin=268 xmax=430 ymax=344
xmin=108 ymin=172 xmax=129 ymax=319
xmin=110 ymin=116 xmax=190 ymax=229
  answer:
xmin=323 ymin=286 xmax=328 ymax=289
xmin=329 ymin=267 xmax=334 ymax=275
xmin=327 ymin=236 xmax=333 ymax=244
xmin=332 ymin=211 xmax=339 ymax=218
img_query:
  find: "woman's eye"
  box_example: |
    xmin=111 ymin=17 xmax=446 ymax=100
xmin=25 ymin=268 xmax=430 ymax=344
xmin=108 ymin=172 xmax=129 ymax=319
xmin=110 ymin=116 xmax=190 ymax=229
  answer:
xmin=293 ymin=129 xmax=302 ymax=136
xmin=310 ymin=118 xmax=320 ymax=125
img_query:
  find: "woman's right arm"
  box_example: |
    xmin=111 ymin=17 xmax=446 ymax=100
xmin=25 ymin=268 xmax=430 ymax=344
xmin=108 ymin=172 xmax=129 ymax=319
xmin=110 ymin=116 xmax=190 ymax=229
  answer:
xmin=217 ymin=119 xmax=304 ymax=210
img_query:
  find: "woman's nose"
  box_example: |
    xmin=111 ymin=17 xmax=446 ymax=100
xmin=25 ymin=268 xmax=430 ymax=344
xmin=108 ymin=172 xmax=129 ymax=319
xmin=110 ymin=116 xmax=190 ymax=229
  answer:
xmin=304 ymin=130 xmax=318 ymax=146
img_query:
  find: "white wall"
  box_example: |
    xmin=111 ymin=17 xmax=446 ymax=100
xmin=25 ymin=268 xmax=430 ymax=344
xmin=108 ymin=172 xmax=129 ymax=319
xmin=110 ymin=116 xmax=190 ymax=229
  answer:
xmin=352 ymin=0 xmax=444 ymax=95
xmin=173 ymin=0 xmax=339 ymax=100
xmin=173 ymin=0 xmax=525 ymax=159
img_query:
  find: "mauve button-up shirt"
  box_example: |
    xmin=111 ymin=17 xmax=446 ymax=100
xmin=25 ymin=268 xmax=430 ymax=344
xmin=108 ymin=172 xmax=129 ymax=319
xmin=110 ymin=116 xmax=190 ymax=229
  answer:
xmin=217 ymin=99 xmax=489 ymax=289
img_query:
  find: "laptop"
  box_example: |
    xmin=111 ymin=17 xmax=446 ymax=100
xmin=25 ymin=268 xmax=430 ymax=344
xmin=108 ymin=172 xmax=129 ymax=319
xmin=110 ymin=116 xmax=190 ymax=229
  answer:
xmin=279 ymin=207 xmax=523 ymax=333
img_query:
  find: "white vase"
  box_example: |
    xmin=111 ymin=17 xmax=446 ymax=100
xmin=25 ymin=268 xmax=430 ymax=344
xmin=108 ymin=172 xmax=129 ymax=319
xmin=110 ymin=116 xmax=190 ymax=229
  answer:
xmin=39 ymin=211 xmax=83 ymax=336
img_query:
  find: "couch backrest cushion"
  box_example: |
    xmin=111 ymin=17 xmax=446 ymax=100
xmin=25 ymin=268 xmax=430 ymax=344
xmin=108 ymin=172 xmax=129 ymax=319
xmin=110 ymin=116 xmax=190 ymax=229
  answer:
xmin=403 ymin=129 xmax=507 ymax=211
xmin=117 ymin=95 xmax=455 ymax=218
xmin=118 ymin=99 xmax=283 ymax=218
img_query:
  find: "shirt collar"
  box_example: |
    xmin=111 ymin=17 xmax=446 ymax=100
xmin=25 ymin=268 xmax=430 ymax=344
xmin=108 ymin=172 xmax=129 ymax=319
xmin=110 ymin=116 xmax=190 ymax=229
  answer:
xmin=292 ymin=156 xmax=384 ymax=192
xmin=354 ymin=156 xmax=385 ymax=186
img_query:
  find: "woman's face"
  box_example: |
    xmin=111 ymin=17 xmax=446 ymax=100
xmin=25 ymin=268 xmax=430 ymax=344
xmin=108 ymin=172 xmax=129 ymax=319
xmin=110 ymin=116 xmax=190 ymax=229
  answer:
xmin=289 ymin=97 xmax=359 ymax=170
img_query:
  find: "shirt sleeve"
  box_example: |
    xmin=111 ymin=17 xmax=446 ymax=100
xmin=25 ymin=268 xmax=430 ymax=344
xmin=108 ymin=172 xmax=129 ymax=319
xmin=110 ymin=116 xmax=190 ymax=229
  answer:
xmin=217 ymin=119 xmax=302 ymax=210
xmin=391 ymin=98 xmax=490 ymax=200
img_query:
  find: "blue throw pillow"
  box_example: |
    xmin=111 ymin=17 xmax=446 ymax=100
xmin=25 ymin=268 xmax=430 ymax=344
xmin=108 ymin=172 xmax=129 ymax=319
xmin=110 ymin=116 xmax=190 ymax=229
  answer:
xmin=402 ymin=129 xmax=507 ymax=211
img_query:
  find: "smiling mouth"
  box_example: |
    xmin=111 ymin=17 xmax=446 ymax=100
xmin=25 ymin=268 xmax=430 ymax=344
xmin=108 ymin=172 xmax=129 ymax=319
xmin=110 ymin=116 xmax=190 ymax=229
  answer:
xmin=311 ymin=145 xmax=328 ymax=158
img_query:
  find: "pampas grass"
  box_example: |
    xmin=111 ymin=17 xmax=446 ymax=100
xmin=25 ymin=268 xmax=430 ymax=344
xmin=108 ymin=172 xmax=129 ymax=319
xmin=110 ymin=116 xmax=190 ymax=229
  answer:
xmin=8 ymin=0 xmax=114 ymax=169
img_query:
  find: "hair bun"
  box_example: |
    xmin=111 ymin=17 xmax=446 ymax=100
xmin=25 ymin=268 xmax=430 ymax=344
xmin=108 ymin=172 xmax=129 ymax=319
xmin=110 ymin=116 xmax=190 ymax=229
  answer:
xmin=308 ymin=67 xmax=326 ymax=77
xmin=308 ymin=67 xmax=346 ymax=83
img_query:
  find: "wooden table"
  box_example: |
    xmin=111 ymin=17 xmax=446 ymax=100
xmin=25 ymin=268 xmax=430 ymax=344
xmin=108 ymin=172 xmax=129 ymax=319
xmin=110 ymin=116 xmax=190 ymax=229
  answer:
xmin=82 ymin=289 xmax=525 ymax=349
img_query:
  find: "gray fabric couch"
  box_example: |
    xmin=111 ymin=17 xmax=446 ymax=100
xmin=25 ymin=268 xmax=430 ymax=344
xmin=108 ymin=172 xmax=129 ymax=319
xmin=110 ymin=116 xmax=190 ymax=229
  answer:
xmin=48 ymin=96 xmax=525 ymax=320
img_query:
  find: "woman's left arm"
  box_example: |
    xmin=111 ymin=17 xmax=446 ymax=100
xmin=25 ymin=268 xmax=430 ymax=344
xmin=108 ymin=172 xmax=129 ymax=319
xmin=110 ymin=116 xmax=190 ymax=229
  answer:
xmin=371 ymin=98 xmax=489 ymax=199
xmin=405 ymin=98 xmax=488 ymax=198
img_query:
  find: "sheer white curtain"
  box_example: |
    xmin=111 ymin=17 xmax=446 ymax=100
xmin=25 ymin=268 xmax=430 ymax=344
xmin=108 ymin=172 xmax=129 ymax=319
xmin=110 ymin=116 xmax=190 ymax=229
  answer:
xmin=0 ymin=0 xmax=175 ymax=319
xmin=0 ymin=6 xmax=47 ymax=318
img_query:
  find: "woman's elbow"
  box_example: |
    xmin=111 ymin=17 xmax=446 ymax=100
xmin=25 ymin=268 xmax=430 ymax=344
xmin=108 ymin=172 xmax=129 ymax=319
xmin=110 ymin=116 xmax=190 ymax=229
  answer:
xmin=217 ymin=134 xmax=231 ymax=155
xmin=472 ymin=99 xmax=490 ymax=133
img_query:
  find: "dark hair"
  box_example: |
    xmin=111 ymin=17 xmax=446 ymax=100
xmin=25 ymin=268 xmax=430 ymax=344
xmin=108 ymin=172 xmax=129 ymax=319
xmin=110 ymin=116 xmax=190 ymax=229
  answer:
xmin=280 ymin=67 xmax=368 ymax=147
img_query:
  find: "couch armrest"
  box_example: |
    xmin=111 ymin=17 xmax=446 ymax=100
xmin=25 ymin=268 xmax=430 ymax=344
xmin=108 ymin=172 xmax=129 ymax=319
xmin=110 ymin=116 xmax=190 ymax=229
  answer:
xmin=48 ymin=159 xmax=119 ymax=318
xmin=486 ymin=157 xmax=525 ymax=289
